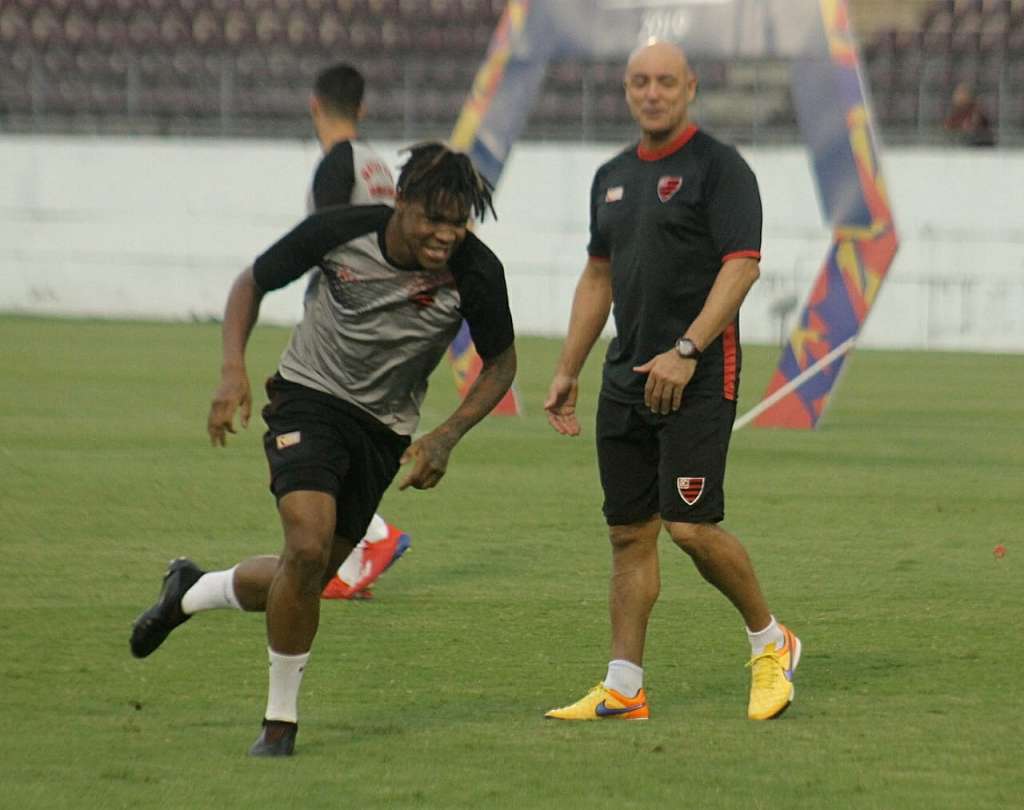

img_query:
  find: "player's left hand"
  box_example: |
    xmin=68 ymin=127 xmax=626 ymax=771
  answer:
xmin=398 ymin=431 xmax=454 ymax=490
xmin=633 ymin=350 xmax=696 ymax=415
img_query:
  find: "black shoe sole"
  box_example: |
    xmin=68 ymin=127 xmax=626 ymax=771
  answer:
xmin=129 ymin=557 xmax=203 ymax=659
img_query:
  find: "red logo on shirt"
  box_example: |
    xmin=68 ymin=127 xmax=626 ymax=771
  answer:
xmin=360 ymin=161 xmax=396 ymax=201
xmin=676 ymin=476 xmax=705 ymax=505
xmin=658 ymin=176 xmax=683 ymax=202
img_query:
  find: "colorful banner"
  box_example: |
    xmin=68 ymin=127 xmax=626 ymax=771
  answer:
xmin=754 ymin=0 xmax=899 ymax=428
xmin=446 ymin=0 xmax=554 ymax=416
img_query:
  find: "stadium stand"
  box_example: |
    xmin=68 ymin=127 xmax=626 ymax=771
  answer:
xmin=0 ymin=0 xmax=1020 ymax=143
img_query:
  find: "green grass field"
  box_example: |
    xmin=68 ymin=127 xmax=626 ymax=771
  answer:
xmin=1 ymin=314 xmax=1021 ymax=810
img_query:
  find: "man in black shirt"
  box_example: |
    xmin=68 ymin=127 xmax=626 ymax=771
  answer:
xmin=130 ymin=144 xmax=516 ymax=757
xmin=544 ymin=41 xmax=800 ymax=722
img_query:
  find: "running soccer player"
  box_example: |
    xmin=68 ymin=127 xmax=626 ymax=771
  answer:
xmin=130 ymin=144 xmax=516 ymax=757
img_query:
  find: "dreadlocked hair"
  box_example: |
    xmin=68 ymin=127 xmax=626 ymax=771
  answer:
xmin=396 ymin=142 xmax=496 ymax=223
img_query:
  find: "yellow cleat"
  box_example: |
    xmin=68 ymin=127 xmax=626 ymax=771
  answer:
xmin=747 ymin=623 xmax=802 ymax=720
xmin=545 ymin=683 xmax=649 ymax=721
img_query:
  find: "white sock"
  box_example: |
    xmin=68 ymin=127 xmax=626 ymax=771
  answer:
xmin=264 ymin=648 xmax=310 ymax=724
xmin=334 ymin=514 xmax=389 ymax=584
xmin=604 ymin=659 xmax=644 ymax=698
xmin=336 ymin=540 xmax=366 ymax=585
xmin=746 ymin=616 xmax=784 ymax=655
xmin=363 ymin=513 xmax=390 ymax=543
xmin=180 ymin=567 xmax=241 ymax=614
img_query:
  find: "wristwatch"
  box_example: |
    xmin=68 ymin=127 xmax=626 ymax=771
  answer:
xmin=675 ymin=337 xmax=702 ymax=360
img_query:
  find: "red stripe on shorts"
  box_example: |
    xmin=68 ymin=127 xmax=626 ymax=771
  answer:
xmin=723 ymin=322 xmax=738 ymax=401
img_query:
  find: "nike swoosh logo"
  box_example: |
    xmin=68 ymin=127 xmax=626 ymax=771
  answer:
xmin=595 ymin=699 xmax=645 ymax=717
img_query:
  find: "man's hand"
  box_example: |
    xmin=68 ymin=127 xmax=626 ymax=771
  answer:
xmin=632 ymin=350 xmax=696 ymax=415
xmin=398 ymin=430 xmax=456 ymax=490
xmin=207 ymin=366 xmax=252 ymax=447
xmin=544 ymin=374 xmax=581 ymax=436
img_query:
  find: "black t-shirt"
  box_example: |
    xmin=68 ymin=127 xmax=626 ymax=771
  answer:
xmin=588 ymin=126 xmax=762 ymax=402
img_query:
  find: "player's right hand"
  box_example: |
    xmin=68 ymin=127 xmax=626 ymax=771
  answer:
xmin=544 ymin=374 xmax=581 ymax=436
xmin=207 ymin=367 xmax=252 ymax=447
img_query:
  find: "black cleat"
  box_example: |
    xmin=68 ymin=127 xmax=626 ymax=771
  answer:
xmin=129 ymin=557 xmax=205 ymax=658
xmin=248 ymin=720 xmax=298 ymax=757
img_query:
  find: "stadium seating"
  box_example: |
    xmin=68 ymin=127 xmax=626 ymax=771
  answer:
xmin=0 ymin=0 xmax=1020 ymax=142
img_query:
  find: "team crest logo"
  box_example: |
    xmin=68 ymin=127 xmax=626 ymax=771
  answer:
xmin=605 ymin=186 xmax=624 ymax=203
xmin=658 ymin=176 xmax=683 ymax=202
xmin=676 ymin=476 xmax=705 ymax=505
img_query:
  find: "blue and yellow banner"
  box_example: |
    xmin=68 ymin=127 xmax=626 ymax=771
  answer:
xmin=755 ymin=0 xmax=898 ymax=428
xmin=446 ymin=0 xmax=553 ymax=416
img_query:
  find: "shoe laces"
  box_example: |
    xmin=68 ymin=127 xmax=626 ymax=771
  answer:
xmin=746 ymin=650 xmax=785 ymax=689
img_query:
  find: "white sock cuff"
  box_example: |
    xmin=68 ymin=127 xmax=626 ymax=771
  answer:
xmin=609 ymin=659 xmax=643 ymax=676
xmin=746 ymin=615 xmax=784 ymax=654
xmin=222 ymin=565 xmax=242 ymax=610
xmin=363 ymin=513 xmax=390 ymax=543
xmin=746 ymin=615 xmax=777 ymax=636
xmin=605 ymin=659 xmax=644 ymax=697
xmin=180 ymin=566 xmax=241 ymax=615
xmin=268 ymin=648 xmax=311 ymax=666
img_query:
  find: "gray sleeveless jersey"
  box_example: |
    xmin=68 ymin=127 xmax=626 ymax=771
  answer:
xmin=253 ymin=206 xmax=514 ymax=437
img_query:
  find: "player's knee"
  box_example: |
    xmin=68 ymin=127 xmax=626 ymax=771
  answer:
xmin=666 ymin=521 xmax=717 ymax=555
xmin=608 ymin=517 xmax=660 ymax=550
xmin=279 ymin=515 xmax=334 ymax=580
xmin=279 ymin=536 xmax=332 ymax=594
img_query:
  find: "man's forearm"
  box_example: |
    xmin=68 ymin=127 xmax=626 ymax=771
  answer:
xmin=557 ymin=260 xmax=613 ymax=377
xmin=434 ymin=344 xmax=517 ymax=445
xmin=222 ymin=267 xmax=264 ymax=369
xmin=684 ymin=258 xmax=759 ymax=349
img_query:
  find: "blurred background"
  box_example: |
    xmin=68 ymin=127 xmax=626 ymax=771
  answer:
xmin=1 ymin=0 xmax=1021 ymax=354
xmin=0 ymin=0 xmax=1019 ymax=146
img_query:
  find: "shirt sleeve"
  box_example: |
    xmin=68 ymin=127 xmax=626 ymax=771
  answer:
xmin=449 ymin=234 xmax=515 ymax=361
xmin=252 ymin=206 xmax=390 ymax=292
xmin=312 ymin=142 xmax=356 ymax=210
xmin=705 ymin=146 xmax=763 ymax=262
xmin=252 ymin=216 xmax=337 ymax=292
xmin=585 ymin=168 xmax=610 ymax=259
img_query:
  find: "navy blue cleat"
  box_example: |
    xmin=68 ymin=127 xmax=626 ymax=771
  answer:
xmin=248 ymin=720 xmax=298 ymax=757
xmin=130 ymin=557 xmax=204 ymax=658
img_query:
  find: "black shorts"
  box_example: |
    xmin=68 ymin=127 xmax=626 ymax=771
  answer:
xmin=596 ymin=393 xmax=736 ymax=526
xmin=261 ymin=375 xmax=410 ymax=541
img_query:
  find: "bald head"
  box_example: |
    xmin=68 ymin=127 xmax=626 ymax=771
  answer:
xmin=626 ymin=40 xmax=691 ymax=79
xmin=624 ymin=40 xmax=698 ymax=147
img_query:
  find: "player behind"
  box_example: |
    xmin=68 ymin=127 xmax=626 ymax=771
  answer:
xmin=306 ymin=62 xmax=410 ymax=600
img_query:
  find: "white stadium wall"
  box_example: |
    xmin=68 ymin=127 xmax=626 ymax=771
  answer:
xmin=1 ymin=135 xmax=1022 ymax=352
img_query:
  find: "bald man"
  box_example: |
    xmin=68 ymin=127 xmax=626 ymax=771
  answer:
xmin=544 ymin=41 xmax=800 ymax=722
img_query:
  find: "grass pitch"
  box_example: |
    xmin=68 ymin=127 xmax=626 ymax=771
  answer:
xmin=1 ymin=315 xmax=1021 ymax=809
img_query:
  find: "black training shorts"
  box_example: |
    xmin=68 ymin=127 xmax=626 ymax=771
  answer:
xmin=261 ymin=374 xmax=410 ymax=541
xmin=596 ymin=393 xmax=736 ymax=526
